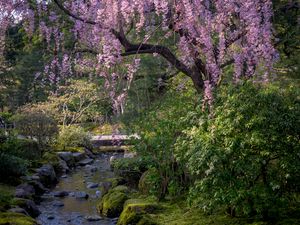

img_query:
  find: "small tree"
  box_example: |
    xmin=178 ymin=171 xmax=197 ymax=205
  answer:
xmin=56 ymin=125 xmax=92 ymax=150
xmin=28 ymin=80 xmax=110 ymax=127
xmin=14 ymin=110 xmax=58 ymax=151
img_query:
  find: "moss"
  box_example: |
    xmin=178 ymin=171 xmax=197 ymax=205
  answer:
xmin=138 ymin=168 xmax=160 ymax=196
xmin=117 ymin=199 xmax=159 ymax=225
xmin=143 ymin=199 xmax=300 ymax=225
xmin=113 ymin=185 xmax=129 ymax=192
xmin=0 ymin=212 xmax=37 ymax=225
xmin=0 ymin=184 xmax=14 ymax=212
xmin=10 ymin=198 xmax=28 ymax=208
xmin=104 ymin=177 xmax=125 ymax=188
xmin=97 ymin=186 xmax=129 ymax=217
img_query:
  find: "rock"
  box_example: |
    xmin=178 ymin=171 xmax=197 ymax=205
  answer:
xmin=78 ymin=158 xmax=94 ymax=166
xmin=21 ymin=175 xmax=41 ymax=182
xmin=97 ymin=186 xmax=129 ymax=218
xmin=53 ymin=191 xmax=69 ymax=197
xmin=57 ymin=152 xmax=75 ymax=167
xmin=8 ymin=207 xmax=29 ymax=216
xmin=84 ymin=215 xmax=102 ymax=221
xmin=53 ymin=200 xmax=64 ymax=207
xmin=95 ymin=190 xmax=101 ymax=198
xmin=28 ymin=180 xmax=48 ymax=195
xmin=0 ymin=212 xmax=38 ymax=225
xmin=87 ymin=182 xmax=99 ymax=189
xmin=11 ymin=198 xmax=41 ymax=218
xmin=61 ymin=174 xmax=68 ymax=178
xmin=84 ymin=148 xmax=96 ymax=159
xmin=47 ymin=215 xmax=55 ymax=220
xmin=85 ymin=165 xmax=97 ymax=172
xmin=124 ymin=152 xmax=137 ymax=158
xmin=73 ymin=152 xmax=86 ymax=162
xmin=117 ymin=199 xmax=159 ymax=225
xmin=75 ymin=191 xmax=89 ymax=199
xmin=36 ymin=164 xmax=57 ymax=187
xmin=58 ymin=159 xmax=70 ymax=174
xmin=15 ymin=183 xmax=35 ymax=199
xmin=99 ymin=182 xmax=113 ymax=195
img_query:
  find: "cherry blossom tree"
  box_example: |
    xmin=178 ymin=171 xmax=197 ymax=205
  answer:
xmin=0 ymin=0 xmax=277 ymax=110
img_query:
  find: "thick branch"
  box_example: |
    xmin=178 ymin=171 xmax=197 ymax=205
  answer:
xmin=54 ymin=0 xmax=203 ymax=91
xmin=53 ymin=0 xmax=96 ymax=25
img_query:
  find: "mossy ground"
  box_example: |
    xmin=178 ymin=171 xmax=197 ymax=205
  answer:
xmin=0 ymin=184 xmax=14 ymax=212
xmin=146 ymin=199 xmax=300 ymax=225
xmin=0 ymin=212 xmax=37 ymax=225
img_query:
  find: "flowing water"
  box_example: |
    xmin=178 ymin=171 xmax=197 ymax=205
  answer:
xmin=37 ymin=152 xmax=122 ymax=225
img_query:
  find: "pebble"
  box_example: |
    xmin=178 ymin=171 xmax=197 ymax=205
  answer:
xmin=47 ymin=215 xmax=55 ymax=220
xmin=85 ymin=215 xmax=102 ymax=221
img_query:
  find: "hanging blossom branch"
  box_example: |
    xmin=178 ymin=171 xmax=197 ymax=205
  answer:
xmin=1 ymin=0 xmax=278 ymax=111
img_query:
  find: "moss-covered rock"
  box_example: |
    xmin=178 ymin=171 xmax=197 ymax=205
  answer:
xmin=0 ymin=212 xmax=37 ymax=225
xmin=117 ymin=199 xmax=159 ymax=225
xmin=97 ymin=186 xmax=129 ymax=217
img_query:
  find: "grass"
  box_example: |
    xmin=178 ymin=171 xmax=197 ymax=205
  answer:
xmin=0 ymin=184 xmax=15 ymax=212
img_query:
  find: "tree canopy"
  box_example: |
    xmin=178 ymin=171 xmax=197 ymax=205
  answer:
xmin=1 ymin=0 xmax=278 ymax=111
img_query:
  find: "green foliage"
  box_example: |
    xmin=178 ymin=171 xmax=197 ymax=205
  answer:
xmin=176 ymin=82 xmax=300 ymax=218
xmin=56 ymin=125 xmax=92 ymax=150
xmin=138 ymin=168 xmax=162 ymax=197
xmin=0 ymin=184 xmax=14 ymax=211
xmin=123 ymin=76 xmax=197 ymax=199
xmin=14 ymin=109 xmax=58 ymax=150
xmin=2 ymin=138 xmax=40 ymax=160
xmin=111 ymin=157 xmax=154 ymax=173
xmin=0 ymin=136 xmax=44 ymax=179
xmin=42 ymin=79 xmax=111 ymax=126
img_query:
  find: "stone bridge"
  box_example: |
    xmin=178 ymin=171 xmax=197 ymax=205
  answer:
xmin=91 ymin=134 xmax=140 ymax=147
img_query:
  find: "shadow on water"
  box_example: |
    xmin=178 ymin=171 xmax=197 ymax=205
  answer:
xmin=37 ymin=152 xmax=123 ymax=225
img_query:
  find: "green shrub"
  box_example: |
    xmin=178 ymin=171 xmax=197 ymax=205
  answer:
xmin=176 ymin=82 xmax=300 ymax=218
xmin=138 ymin=168 xmax=162 ymax=197
xmin=123 ymin=85 xmax=196 ymax=199
xmin=111 ymin=157 xmax=154 ymax=173
xmin=14 ymin=110 xmax=58 ymax=149
xmin=0 ymin=184 xmax=14 ymax=211
xmin=56 ymin=125 xmax=92 ymax=150
xmin=0 ymin=153 xmax=28 ymax=178
xmin=1 ymin=137 xmax=40 ymax=160
xmin=0 ymin=136 xmax=42 ymax=180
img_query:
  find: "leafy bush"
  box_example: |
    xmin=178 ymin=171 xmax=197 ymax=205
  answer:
xmin=111 ymin=157 xmax=154 ymax=173
xmin=138 ymin=168 xmax=162 ymax=197
xmin=56 ymin=125 xmax=92 ymax=150
xmin=1 ymin=138 xmax=41 ymax=160
xmin=0 ymin=136 xmax=41 ymax=180
xmin=176 ymin=82 xmax=300 ymax=218
xmin=123 ymin=80 xmax=196 ymax=199
xmin=14 ymin=110 xmax=58 ymax=150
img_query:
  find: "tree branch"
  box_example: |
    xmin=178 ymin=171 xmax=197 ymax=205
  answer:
xmin=53 ymin=0 xmax=96 ymax=25
xmin=54 ymin=0 xmax=202 ymax=90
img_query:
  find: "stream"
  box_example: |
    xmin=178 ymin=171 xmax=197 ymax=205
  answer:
xmin=37 ymin=152 xmax=122 ymax=225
